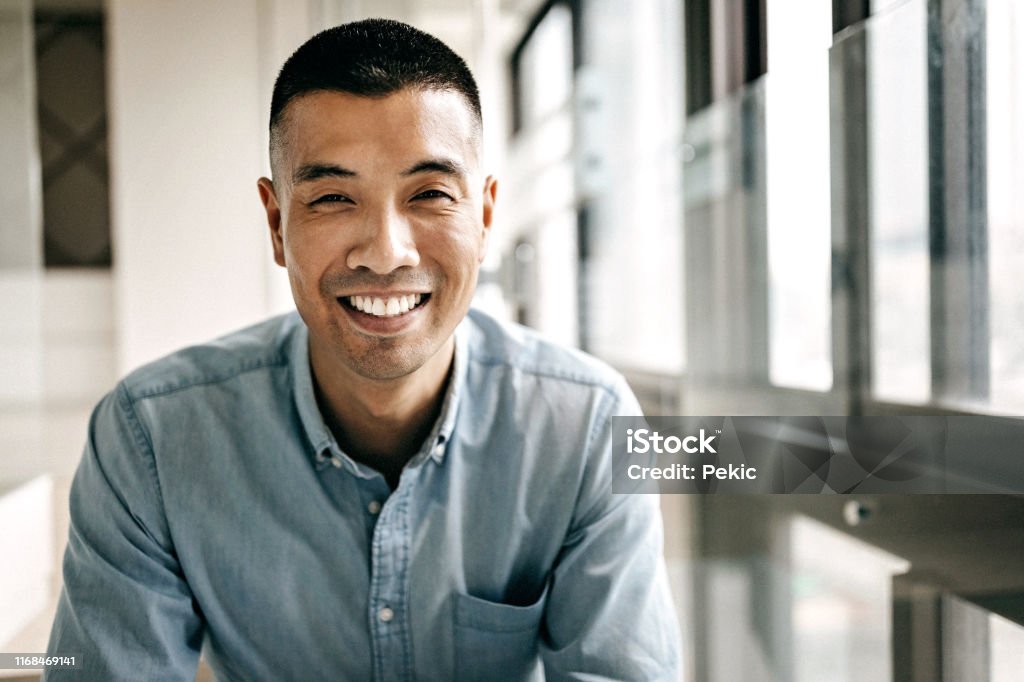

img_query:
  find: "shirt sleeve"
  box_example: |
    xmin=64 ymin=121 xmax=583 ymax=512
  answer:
xmin=45 ymin=383 xmax=204 ymax=681
xmin=539 ymin=379 xmax=682 ymax=681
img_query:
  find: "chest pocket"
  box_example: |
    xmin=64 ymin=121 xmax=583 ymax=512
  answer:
xmin=452 ymin=582 xmax=549 ymax=681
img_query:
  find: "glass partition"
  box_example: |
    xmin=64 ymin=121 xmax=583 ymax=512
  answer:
xmin=866 ymin=0 xmax=931 ymax=405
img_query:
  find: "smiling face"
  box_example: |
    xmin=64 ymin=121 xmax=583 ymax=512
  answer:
xmin=258 ymin=88 xmax=496 ymax=386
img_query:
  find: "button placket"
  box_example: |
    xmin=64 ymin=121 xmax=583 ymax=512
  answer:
xmin=368 ymin=486 xmax=412 ymax=681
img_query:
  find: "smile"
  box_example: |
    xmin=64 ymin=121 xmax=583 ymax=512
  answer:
xmin=343 ymin=293 xmax=430 ymax=318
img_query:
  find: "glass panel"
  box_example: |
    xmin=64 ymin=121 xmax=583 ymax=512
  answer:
xmin=789 ymin=516 xmax=909 ymax=682
xmin=692 ymin=501 xmax=912 ymax=682
xmin=765 ymin=0 xmax=833 ymax=391
xmin=868 ymin=0 xmax=930 ymax=404
xmin=986 ymin=0 xmax=1024 ymax=412
xmin=703 ymin=560 xmax=775 ymax=681
xmin=682 ymin=80 xmax=769 ymax=393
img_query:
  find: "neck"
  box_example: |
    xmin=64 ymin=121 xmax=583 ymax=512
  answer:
xmin=310 ymin=336 xmax=455 ymax=478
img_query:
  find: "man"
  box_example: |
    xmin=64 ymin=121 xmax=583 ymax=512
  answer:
xmin=46 ymin=19 xmax=680 ymax=681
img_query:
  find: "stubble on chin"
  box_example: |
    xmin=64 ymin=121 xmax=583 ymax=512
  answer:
xmin=321 ymin=317 xmax=434 ymax=382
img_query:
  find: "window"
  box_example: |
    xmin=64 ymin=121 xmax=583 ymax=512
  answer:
xmin=868 ymin=0 xmax=930 ymax=404
xmin=507 ymin=1 xmax=579 ymax=349
xmin=765 ymin=0 xmax=833 ymax=390
xmin=575 ymin=0 xmax=685 ymax=373
xmin=986 ymin=0 xmax=1024 ymax=412
xmin=512 ymin=2 xmax=574 ymax=133
xmin=35 ymin=9 xmax=111 ymax=267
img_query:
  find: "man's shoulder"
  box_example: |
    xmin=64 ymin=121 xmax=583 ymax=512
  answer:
xmin=119 ymin=312 xmax=301 ymax=401
xmin=462 ymin=308 xmax=628 ymax=399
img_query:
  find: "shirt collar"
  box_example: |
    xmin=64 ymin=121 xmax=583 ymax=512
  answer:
xmin=289 ymin=316 xmax=467 ymax=472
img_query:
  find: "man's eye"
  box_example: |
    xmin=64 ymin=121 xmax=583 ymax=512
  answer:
xmin=310 ymin=194 xmax=351 ymax=206
xmin=413 ymin=189 xmax=453 ymax=201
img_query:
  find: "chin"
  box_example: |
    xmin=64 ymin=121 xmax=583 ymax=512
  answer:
xmin=349 ymin=357 xmax=422 ymax=381
xmin=341 ymin=337 xmax=438 ymax=382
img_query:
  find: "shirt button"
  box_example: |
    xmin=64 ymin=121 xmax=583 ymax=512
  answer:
xmin=377 ymin=606 xmax=394 ymax=623
xmin=331 ymin=457 xmax=342 ymax=468
xmin=433 ymin=442 xmax=445 ymax=456
xmin=367 ymin=500 xmax=382 ymax=515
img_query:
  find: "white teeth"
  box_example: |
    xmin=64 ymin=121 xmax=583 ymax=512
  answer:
xmin=347 ymin=293 xmax=426 ymax=318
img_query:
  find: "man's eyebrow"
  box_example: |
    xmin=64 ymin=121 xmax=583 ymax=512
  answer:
xmin=292 ymin=163 xmax=357 ymax=184
xmin=402 ymin=158 xmax=468 ymax=177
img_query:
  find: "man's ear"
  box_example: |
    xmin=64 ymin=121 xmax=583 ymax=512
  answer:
xmin=479 ymin=175 xmax=498 ymax=263
xmin=258 ymin=177 xmax=286 ymax=267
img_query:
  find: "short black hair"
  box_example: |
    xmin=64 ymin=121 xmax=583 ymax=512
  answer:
xmin=269 ymin=19 xmax=481 ymax=172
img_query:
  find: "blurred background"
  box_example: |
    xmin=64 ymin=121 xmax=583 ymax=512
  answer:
xmin=2 ymin=0 xmax=1023 ymax=680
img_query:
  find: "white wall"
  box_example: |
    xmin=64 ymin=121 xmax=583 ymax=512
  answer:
xmin=107 ymin=0 xmax=283 ymax=373
xmin=0 ymin=477 xmax=54 ymax=648
xmin=0 ymin=0 xmax=44 ymax=408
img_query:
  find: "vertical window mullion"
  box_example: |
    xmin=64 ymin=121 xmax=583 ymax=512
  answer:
xmin=685 ymin=0 xmax=712 ymax=114
xmin=830 ymin=2 xmax=873 ymax=414
xmin=927 ymin=0 xmax=989 ymax=403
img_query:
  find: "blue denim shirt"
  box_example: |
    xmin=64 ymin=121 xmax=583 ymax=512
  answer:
xmin=46 ymin=309 xmax=681 ymax=681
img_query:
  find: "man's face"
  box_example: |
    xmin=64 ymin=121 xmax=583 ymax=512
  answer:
xmin=259 ymin=88 xmax=496 ymax=382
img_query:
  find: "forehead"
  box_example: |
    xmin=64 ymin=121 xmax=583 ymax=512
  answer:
xmin=276 ymin=89 xmax=480 ymax=174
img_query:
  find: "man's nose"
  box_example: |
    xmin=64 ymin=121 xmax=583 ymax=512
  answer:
xmin=346 ymin=205 xmax=420 ymax=274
